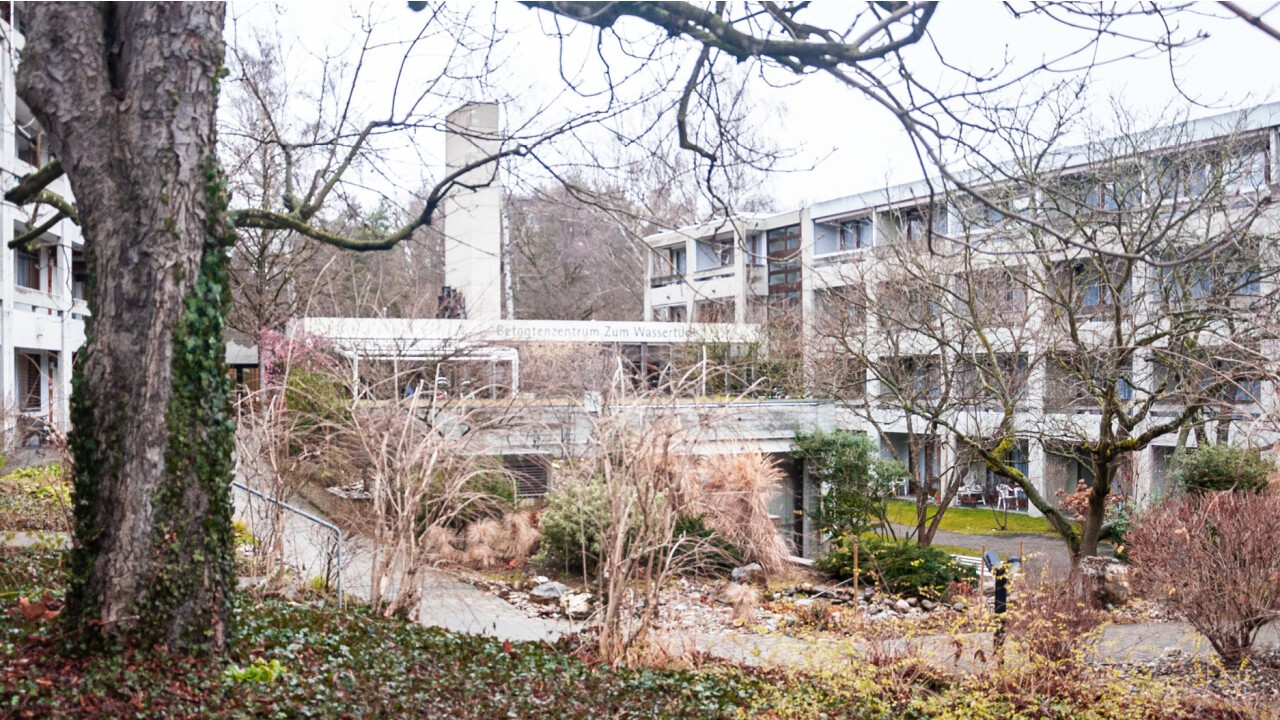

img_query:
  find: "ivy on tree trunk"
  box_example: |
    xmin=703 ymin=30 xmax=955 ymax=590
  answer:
xmin=18 ymin=3 xmax=236 ymax=651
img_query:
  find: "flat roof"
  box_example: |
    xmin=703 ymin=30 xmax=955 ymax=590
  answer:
xmin=293 ymin=317 xmax=763 ymax=355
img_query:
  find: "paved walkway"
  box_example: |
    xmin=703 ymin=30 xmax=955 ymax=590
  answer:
xmin=232 ymin=483 xmax=573 ymax=643
xmin=691 ymin=620 xmax=1280 ymax=671
xmin=0 ymin=531 xmax=69 ymax=549
xmin=890 ymin=523 xmax=1084 ymax=579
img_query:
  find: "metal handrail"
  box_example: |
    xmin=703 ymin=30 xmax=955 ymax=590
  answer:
xmin=232 ymin=481 xmax=343 ymax=608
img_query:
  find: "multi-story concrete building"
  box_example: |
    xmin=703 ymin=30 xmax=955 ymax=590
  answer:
xmin=646 ymin=102 xmax=1280 ymax=514
xmin=0 ymin=10 xmax=87 ymax=436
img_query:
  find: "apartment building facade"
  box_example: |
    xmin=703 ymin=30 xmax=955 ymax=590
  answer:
xmin=0 ymin=12 xmax=88 ymax=436
xmin=645 ymin=103 xmax=1280 ymax=513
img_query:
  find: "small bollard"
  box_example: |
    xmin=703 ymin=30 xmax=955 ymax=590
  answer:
xmin=983 ymin=550 xmax=1018 ymax=659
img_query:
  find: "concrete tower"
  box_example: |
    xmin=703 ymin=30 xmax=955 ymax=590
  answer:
xmin=442 ymin=102 xmax=503 ymax=321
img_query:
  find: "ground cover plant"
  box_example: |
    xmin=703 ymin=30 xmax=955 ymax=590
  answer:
xmin=817 ymin=535 xmax=977 ymax=600
xmin=0 ymin=464 xmax=69 ymax=533
xmin=0 ymin=546 xmax=1266 ymax=719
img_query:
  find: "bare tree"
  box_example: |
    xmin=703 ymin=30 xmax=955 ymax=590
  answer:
xmin=815 ymin=104 xmax=1280 ymax=561
xmin=508 ymin=183 xmax=649 ymax=320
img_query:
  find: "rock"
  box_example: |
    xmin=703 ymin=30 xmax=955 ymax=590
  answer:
xmin=921 ymin=599 xmax=936 ymax=611
xmin=895 ymin=599 xmax=911 ymax=613
xmin=794 ymin=598 xmax=813 ymax=608
xmin=906 ymin=597 xmax=919 ymax=606
xmin=731 ymin=563 xmax=767 ymax=586
xmin=1080 ymin=556 xmax=1131 ymax=606
xmin=529 ymin=581 xmax=571 ymax=605
xmin=813 ymin=585 xmax=831 ymax=595
xmin=799 ymin=582 xmax=814 ymax=593
xmin=952 ymin=601 xmax=967 ymax=612
xmin=533 ymin=575 xmax=550 ymax=584
xmin=561 ymin=592 xmax=593 ymax=620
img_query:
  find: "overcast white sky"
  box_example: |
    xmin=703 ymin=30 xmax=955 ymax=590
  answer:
xmin=227 ymin=1 xmax=1280 ymax=214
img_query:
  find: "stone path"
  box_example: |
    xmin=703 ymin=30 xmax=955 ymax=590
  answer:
xmin=691 ymin=621 xmax=1280 ymax=671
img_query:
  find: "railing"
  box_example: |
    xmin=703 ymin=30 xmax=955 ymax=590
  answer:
xmin=231 ymin=481 xmax=344 ymax=608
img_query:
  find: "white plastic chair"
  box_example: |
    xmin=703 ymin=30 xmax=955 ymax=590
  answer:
xmin=996 ymin=484 xmax=1018 ymax=511
xmin=959 ymin=481 xmax=987 ymax=506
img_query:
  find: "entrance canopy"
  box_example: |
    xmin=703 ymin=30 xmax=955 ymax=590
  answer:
xmin=292 ymin=317 xmax=761 ymax=355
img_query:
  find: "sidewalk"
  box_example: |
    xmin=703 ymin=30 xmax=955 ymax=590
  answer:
xmin=890 ymin=522 xmax=1080 ymax=578
xmin=232 ymin=483 xmax=574 ymax=643
xmin=0 ymin=531 xmax=69 ymax=549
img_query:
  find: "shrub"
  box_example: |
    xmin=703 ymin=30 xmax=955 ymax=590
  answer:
xmin=283 ymin=369 xmax=350 ymax=455
xmin=1168 ymin=444 xmax=1274 ymax=494
xmin=816 ymin=535 xmax=975 ymax=599
xmin=1127 ymin=489 xmax=1280 ymax=667
xmin=671 ymin=514 xmax=743 ymax=574
xmin=1006 ymin=575 xmax=1104 ymax=665
xmin=697 ymin=453 xmax=790 ymax=573
xmin=533 ymin=478 xmax=608 ymax=574
xmin=794 ymin=430 xmax=907 ymax=538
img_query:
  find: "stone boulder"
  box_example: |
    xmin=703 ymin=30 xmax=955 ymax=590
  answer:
xmin=560 ymin=592 xmax=593 ymax=620
xmin=730 ymin=563 xmax=768 ymax=586
xmin=529 ymin=581 xmax=571 ymax=605
xmin=1081 ymin=556 xmax=1131 ymax=606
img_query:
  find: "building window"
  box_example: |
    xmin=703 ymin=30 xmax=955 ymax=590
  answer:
xmin=695 ymin=298 xmax=734 ymax=323
xmin=766 ymin=225 xmax=802 ymax=298
xmin=1225 ymin=143 xmax=1270 ymax=194
xmin=838 ymin=218 xmax=872 ymax=250
xmin=15 ymin=249 xmax=40 ymax=290
xmin=1070 ymin=261 xmax=1126 ymax=314
xmin=653 ymin=304 xmax=687 ymax=323
xmin=813 ymin=287 xmax=867 ymax=333
xmin=716 ymin=238 xmax=734 ymax=267
xmin=651 ymin=245 xmax=687 ymax=287
xmin=15 ymin=98 xmax=48 ymax=168
xmin=987 ymin=441 xmax=1029 ymax=500
xmin=72 ymin=248 xmax=87 ymax=301
xmin=16 ymin=352 xmax=42 ymax=413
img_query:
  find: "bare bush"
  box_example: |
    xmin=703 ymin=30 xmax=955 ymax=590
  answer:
xmin=590 ymin=410 xmax=696 ymax=664
xmin=496 ymin=511 xmax=541 ymax=562
xmin=319 ymin=368 xmax=517 ymax=618
xmin=696 ymin=452 xmax=792 ymax=574
xmin=1006 ymin=573 xmax=1104 ymax=666
xmin=1128 ymin=488 xmax=1280 ymax=667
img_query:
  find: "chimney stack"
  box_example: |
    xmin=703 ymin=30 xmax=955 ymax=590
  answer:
xmin=441 ymin=102 xmax=503 ymax=321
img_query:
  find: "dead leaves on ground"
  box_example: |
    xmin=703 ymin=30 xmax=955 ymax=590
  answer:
xmin=11 ymin=595 xmax=61 ymax=623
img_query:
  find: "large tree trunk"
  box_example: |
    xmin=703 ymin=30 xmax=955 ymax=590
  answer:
xmin=1077 ymin=457 xmax=1114 ymax=560
xmin=19 ymin=3 xmax=235 ymax=650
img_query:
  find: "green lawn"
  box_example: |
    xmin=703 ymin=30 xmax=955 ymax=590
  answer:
xmin=884 ymin=498 xmax=1063 ymax=537
xmin=930 ymin=542 xmax=981 ymax=557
